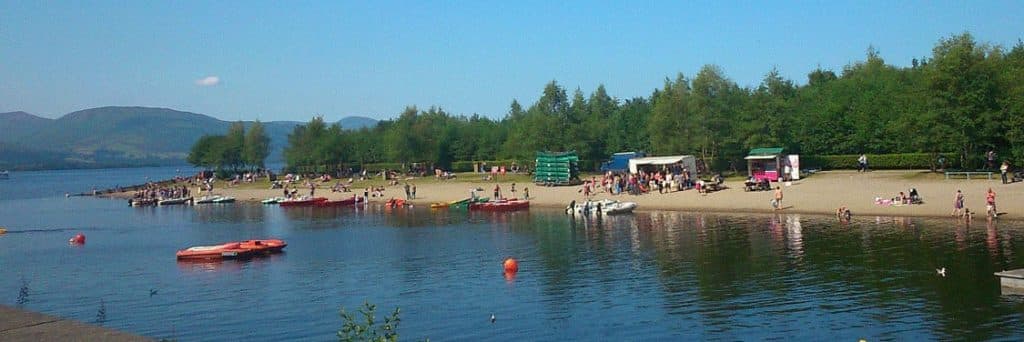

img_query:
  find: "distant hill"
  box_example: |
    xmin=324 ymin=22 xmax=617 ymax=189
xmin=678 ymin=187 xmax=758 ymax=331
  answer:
xmin=0 ymin=111 xmax=54 ymax=141
xmin=0 ymin=106 xmax=379 ymax=171
xmin=338 ymin=116 xmax=378 ymax=130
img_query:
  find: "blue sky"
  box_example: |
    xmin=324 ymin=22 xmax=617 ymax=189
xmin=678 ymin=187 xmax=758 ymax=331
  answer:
xmin=2 ymin=1 xmax=1022 ymax=122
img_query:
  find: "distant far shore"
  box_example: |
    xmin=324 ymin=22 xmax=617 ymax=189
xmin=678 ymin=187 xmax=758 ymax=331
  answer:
xmin=101 ymin=170 xmax=1022 ymax=221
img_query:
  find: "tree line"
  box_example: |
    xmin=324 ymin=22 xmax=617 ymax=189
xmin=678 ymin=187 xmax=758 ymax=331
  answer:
xmin=187 ymin=121 xmax=270 ymax=172
xmin=230 ymin=32 xmax=1024 ymax=172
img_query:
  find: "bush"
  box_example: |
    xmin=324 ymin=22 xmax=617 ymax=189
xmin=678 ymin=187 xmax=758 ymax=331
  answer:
xmin=801 ymin=153 xmax=961 ymax=170
xmin=338 ymin=301 xmax=400 ymax=342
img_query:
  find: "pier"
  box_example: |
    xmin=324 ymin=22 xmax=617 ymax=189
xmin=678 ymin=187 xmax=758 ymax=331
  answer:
xmin=0 ymin=305 xmax=152 ymax=341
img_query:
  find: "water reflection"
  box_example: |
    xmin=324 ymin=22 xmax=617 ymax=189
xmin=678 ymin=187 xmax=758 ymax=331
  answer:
xmin=5 ymin=200 xmax=1024 ymax=340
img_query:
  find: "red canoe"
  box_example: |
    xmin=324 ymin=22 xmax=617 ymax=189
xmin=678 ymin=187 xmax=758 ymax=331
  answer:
xmin=279 ymin=197 xmax=328 ymax=207
xmin=469 ymin=199 xmax=530 ymax=212
xmin=315 ymin=196 xmax=359 ymax=207
xmin=177 ymin=239 xmax=287 ymax=260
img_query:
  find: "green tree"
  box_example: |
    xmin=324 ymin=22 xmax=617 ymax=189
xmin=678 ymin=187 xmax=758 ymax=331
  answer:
xmin=243 ymin=121 xmax=270 ymax=169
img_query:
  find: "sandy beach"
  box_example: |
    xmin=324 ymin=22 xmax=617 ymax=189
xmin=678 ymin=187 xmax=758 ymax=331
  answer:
xmin=108 ymin=170 xmax=1020 ymax=219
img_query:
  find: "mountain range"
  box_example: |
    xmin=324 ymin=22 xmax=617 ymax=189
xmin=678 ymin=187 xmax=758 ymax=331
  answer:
xmin=0 ymin=106 xmax=378 ymax=170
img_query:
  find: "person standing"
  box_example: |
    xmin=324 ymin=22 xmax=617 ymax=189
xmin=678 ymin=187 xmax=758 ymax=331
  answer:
xmin=411 ymin=184 xmax=417 ymax=199
xmin=523 ymin=187 xmax=530 ymax=200
xmin=986 ymin=150 xmax=996 ymax=170
xmin=1000 ymin=161 xmax=1010 ymax=184
xmin=858 ymin=154 xmax=868 ymax=172
xmin=493 ymin=184 xmax=501 ymax=200
xmin=986 ymin=188 xmax=997 ymax=218
xmin=952 ymin=190 xmax=964 ymax=217
xmin=404 ymin=183 xmax=411 ymax=200
xmin=773 ymin=186 xmax=784 ymax=210
xmin=510 ymin=183 xmax=517 ymax=198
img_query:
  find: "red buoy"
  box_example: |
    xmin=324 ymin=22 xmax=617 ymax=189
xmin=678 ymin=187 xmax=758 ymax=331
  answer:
xmin=69 ymin=233 xmax=85 ymax=245
xmin=503 ymin=258 xmax=518 ymax=273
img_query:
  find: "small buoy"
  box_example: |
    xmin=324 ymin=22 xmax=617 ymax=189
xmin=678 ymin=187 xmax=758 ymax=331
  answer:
xmin=69 ymin=233 xmax=86 ymax=245
xmin=503 ymin=258 xmax=518 ymax=273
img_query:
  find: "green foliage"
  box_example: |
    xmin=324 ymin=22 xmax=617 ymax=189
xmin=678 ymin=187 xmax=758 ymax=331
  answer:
xmin=802 ymin=153 xmax=962 ymax=170
xmin=187 ymin=121 xmax=270 ymax=171
xmin=338 ymin=301 xmax=400 ymax=342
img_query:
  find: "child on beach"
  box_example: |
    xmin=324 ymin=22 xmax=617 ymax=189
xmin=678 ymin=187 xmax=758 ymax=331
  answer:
xmin=772 ymin=186 xmax=784 ymax=210
xmin=986 ymin=188 xmax=997 ymax=218
xmin=523 ymin=187 xmax=529 ymax=200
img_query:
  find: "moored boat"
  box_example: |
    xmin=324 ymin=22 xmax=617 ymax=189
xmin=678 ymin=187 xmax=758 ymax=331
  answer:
xmin=566 ymin=199 xmax=637 ymax=215
xmin=469 ymin=199 xmax=529 ymax=212
xmin=176 ymin=239 xmax=287 ymax=260
xmin=175 ymin=242 xmax=254 ymax=260
xmin=0 ymin=170 xmax=8 ymax=179
xmin=194 ymin=195 xmax=221 ymax=204
xmin=316 ymin=196 xmax=358 ymax=206
xmin=262 ymin=197 xmax=286 ymax=204
xmin=129 ymin=198 xmax=157 ymax=207
xmin=279 ymin=196 xmax=328 ymax=207
xmin=212 ymin=196 xmax=236 ymax=203
xmin=158 ymin=197 xmax=192 ymax=206
xmin=238 ymin=239 xmax=287 ymax=254
xmin=384 ymin=198 xmax=407 ymax=208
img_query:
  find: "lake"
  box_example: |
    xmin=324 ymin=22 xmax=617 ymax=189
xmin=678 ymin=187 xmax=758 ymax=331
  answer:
xmin=1 ymin=167 xmax=1023 ymax=341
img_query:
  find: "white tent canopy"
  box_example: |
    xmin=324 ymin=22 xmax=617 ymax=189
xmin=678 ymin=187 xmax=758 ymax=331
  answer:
xmin=743 ymin=155 xmax=776 ymax=160
xmin=629 ymin=155 xmax=697 ymax=174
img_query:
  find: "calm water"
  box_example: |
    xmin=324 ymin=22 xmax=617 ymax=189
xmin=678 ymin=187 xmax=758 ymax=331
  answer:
xmin=2 ymin=167 xmax=1024 ymax=341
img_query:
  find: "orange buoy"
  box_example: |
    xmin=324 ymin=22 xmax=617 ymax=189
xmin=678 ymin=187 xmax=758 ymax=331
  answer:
xmin=503 ymin=257 xmax=518 ymax=273
xmin=69 ymin=233 xmax=85 ymax=245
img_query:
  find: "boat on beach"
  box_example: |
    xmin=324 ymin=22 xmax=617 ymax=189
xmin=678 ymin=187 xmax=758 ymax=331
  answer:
xmin=567 ymin=199 xmax=637 ymax=215
xmin=129 ymin=198 xmax=157 ymax=206
xmin=194 ymin=195 xmax=221 ymax=204
xmin=316 ymin=196 xmax=360 ymax=206
xmin=176 ymin=238 xmax=287 ymax=260
xmin=279 ymin=196 xmax=328 ymax=207
xmin=158 ymin=197 xmax=192 ymax=206
xmin=262 ymin=197 xmax=286 ymax=204
xmin=469 ymin=199 xmax=530 ymax=212
xmin=212 ymin=196 xmax=235 ymax=203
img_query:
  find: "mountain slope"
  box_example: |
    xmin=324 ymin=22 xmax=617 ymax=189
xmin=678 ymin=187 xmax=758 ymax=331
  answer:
xmin=0 ymin=106 xmax=377 ymax=170
xmin=0 ymin=111 xmax=54 ymax=142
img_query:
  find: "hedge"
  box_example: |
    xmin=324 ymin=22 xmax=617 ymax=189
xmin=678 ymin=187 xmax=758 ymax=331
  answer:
xmin=800 ymin=153 xmax=961 ymax=170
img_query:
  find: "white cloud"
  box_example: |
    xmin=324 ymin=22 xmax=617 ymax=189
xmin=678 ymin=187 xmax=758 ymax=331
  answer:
xmin=195 ymin=76 xmax=220 ymax=87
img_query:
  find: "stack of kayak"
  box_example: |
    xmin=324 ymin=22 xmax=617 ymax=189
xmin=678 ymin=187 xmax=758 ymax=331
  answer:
xmin=430 ymin=197 xmax=489 ymax=209
xmin=469 ymin=199 xmax=530 ymax=212
xmin=279 ymin=196 xmax=328 ymax=207
xmin=566 ymin=199 xmax=637 ymax=215
xmin=176 ymin=239 xmax=287 ymax=260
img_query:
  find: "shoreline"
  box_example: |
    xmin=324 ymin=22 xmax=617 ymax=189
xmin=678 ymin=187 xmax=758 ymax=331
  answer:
xmin=101 ymin=170 xmax=1021 ymax=221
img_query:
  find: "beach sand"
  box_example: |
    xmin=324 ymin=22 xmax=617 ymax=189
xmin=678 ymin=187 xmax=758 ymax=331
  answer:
xmin=108 ymin=170 xmax=1020 ymax=219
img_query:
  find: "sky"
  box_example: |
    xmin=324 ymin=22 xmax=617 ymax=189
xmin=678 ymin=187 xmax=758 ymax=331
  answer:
xmin=2 ymin=1 xmax=1022 ymax=122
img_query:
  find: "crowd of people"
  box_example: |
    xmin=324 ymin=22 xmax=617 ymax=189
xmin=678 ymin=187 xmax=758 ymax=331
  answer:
xmin=579 ymin=168 xmax=724 ymax=198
